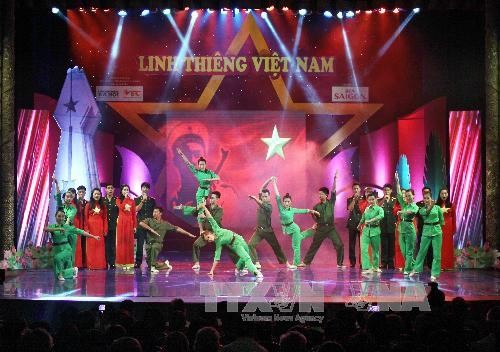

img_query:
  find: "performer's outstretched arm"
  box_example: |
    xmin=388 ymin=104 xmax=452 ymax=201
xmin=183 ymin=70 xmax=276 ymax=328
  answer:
xmin=332 ymin=170 xmax=338 ymax=194
xmin=272 ymin=177 xmax=280 ymax=197
xmin=208 ymin=260 xmax=219 ymax=276
xmin=261 ymin=176 xmax=274 ymax=192
xmin=176 ymin=147 xmax=194 ymax=168
xmin=175 ymin=226 xmax=196 ymax=238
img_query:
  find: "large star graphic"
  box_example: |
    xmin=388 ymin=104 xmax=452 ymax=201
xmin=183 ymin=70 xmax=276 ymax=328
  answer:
xmin=261 ymin=125 xmax=291 ymax=160
xmin=64 ymin=96 xmax=78 ymax=113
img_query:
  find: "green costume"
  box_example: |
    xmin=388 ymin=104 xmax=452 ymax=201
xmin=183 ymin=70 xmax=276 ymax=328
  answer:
xmin=396 ymin=192 xmax=419 ymax=273
xmin=187 ymin=164 xmax=218 ymax=205
xmin=47 ymin=223 xmax=83 ymax=279
xmin=412 ymin=205 xmax=444 ymax=277
xmin=248 ymin=201 xmax=287 ymax=264
xmin=276 ymin=195 xmax=312 ymax=265
xmin=183 ymin=205 xmax=238 ymax=264
xmin=207 ymin=217 xmax=258 ymax=273
xmin=55 ymin=192 xmax=78 ymax=262
xmin=142 ymin=218 xmax=176 ymax=268
xmin=359 ymin=205 xmax=384 ymax=270
xmin=303 ymin=192 xmax=344 ymax=265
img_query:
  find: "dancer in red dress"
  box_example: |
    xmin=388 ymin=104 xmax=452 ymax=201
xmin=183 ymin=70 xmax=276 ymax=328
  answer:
xmin=436 ymin=187 xmax=456 ymax=270
xmin=73 ymin=185 xmax=88 ymax=268
xmin=84 ymin=188 xmax=108 ymax=269
xmin=116 ymin=185 xmax=137 ymax=269
xmin=393 ymin=190 xmax=405 ymax=270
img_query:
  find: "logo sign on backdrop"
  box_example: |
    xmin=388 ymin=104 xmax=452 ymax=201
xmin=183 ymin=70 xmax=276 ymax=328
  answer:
xmin=96 ymin=86 xmax=144 ymax=101
xmin=332 ymin=86 xmax=369 ymax=102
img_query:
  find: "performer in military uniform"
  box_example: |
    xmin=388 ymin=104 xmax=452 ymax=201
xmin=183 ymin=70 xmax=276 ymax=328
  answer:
xmin=378 ymin=183 xmax=397 ymax=269
xmin=346 ymin=182 xmax=363 ymax=268
xmin=199 ymin=204 xmax=263 ymax=278
xmin=139 ymin=206 xmax=196 ymax=273
xmin=45 ymin=209 xmax=100 ymax=281
xmin=134 ymin=182 xmax=156 ymax=268
xmin=103 ymin=183 xmax=119 ymax=269
xmin=272 ymin=177 xmax=320 ymax=267
xmin=358 ymin=193 xmax=385 ymax=275
xmin=410 ymin=193 xmax=445 ymax=281
xmin=302 ymin=171 xmax=345 ymax=268
xmin=248 ymin=177 xmax=291 ymax=269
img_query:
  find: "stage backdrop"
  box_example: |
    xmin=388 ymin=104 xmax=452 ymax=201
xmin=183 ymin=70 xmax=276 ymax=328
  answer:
xmin=16 ymin=9 xmax=483 ymax=255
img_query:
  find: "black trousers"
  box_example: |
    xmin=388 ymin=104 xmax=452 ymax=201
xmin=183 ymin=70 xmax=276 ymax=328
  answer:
xmin=380 ymin=232 xmax=395 ymax=269
xmin=105 ymin=228 xmax=116 ymax=267
xmin=135 ymin=226 xmax=147 ymax=264
xmin=348 ymin=228 xmax=360 ymax=266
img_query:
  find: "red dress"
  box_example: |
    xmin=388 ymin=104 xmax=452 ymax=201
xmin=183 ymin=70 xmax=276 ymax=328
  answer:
xmin=441 ymin=205 xmax=456 ymax=270
xmin=393 ymin=201 xmax=405 ymax=270
xmin=116 ymin=197 xmax=137 ymax=265
xmin=84 ymin=203 xmax=108 ymax=269
xmin=73 ymin=199 xmax=88 ymax=268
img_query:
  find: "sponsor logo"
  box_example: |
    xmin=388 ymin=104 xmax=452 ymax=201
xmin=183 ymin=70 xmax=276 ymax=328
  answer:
xmin=96 ymin=86 xmax=143 ymax=101
xmin=332 ymin=86 xmax=369 ymax=102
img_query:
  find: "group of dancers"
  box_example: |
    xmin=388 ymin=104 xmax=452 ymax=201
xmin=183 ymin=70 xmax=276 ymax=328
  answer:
xmin=46 ymin=147 xmax=455 ymax=282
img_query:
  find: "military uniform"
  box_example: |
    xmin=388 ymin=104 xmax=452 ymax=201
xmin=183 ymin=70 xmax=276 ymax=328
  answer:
xmin=207 ymin=217 xmax=258 ymax=273
xmin=248 ymin=201 xmax=287 ymax=264
xmin=412 ymin=205 xmax=444 ymax=277
xmin=135 ymin=195 xmax=156 ymax=266
xmin=346 ymin=195 xmax=362 ymax=267
xmin=416 ymin=200 xmax=434 ymax=267
xmin=378 ymin=196 xmax=397 ymax=269
xmin=141 ymin=217 xmax=176 ymax=268
xmin=276 ymin=195 xmax=312 ymax=265
xmin=47 ymin=223 xmax=83 ymax=279
xmin=303 ymin=192 xmax=344 ymax=266
xmin=359 ymin=205 xmax=384 ymax=270
xmin=396 ymin=192 xmax=419 ymax=273
xmin=103 ymin=195 xmax=119 ymax=268
xmin=187 ymin=164 xmax=218 ymax=205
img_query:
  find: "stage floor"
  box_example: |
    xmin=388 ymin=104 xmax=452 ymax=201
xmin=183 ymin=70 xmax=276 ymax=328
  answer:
xmin=1 ymin=261 xmax=499 ymax=304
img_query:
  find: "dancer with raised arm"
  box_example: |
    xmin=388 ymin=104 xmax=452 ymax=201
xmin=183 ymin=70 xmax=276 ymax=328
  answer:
xmin=395 ymin=172 xmax=419 ymax=275
xmin=272 ymin=177 xmax=320 ymax=268
xmin=248 ymin=177 xmax=292 ymax=270
xmin=45 ymin=209 xmax=100 ymax=281
xmin=199 ymin=204 xmax=263 ymax=278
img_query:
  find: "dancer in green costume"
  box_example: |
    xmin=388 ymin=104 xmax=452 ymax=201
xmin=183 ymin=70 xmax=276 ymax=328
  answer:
xmin=358 ymin=193 xmax=384 ymax=275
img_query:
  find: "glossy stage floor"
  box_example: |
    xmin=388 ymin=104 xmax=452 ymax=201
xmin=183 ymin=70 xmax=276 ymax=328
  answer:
xmin=1 ymin=256 xmax=499 ymax=304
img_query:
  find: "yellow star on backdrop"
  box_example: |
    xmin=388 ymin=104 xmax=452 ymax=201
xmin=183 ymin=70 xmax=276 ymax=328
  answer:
xmin=261 ymin=125 xmax=291 ymax=160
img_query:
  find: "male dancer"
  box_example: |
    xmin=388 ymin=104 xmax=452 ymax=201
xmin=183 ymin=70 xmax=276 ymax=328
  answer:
xmin=378 ymin=183 xmax=397 ymax=269
xmin=103 ymin=183 xmax=119 ymax=269
xmin=302 ymin=171 xmax=345 ymax=268
xmin=199 ymin=204 xmax=263 ymax=278
xmin=357 ymin=193 xmax=385 ymax=275
xmin=135 ymin=182 xmax=156 ymax=268
xmin=248 ymin=177 xmax=291 ymax=269
xmin=139 ymin=206 xmax=196 ymax=273
xmin=347 ymin=182 xmax=363 ymax=268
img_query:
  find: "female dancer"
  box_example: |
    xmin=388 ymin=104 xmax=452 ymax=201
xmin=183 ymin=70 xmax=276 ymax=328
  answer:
xmin=410 ymin=193 xmax=445 ymax=281
xmin=357 ymin=193 xmax=384 ymax=275
xmin=116 ymin=185 xmax=137 ymax=269
xmin=436 ymin=187 xmax=455 ymax=270
xmin=45 ymin=209 xmax=99 ymax=281
xmin=84 ymin=188 xmax=108 ymax=269
xmin=393 ymin=190 xmax=405 ymax=270
xmin=272 ymin=177 xmax=319 ymax=268
xmin=395 ymin=173 xmax=419 ymax=275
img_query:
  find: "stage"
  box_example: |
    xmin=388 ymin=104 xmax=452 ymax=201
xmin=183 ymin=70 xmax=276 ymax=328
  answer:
xmin=1 ymin=257 xmax=499 ymax=304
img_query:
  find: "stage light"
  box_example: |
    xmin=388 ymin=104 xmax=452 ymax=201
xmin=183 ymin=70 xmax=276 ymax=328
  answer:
xmin=346 ymin=11 xmax=355 ymax=18
xmin=162 ymin=9 xmax=171 ymax=15
xmin=221 ymin=8 xmax=228 ymax=15
xmin=245 ymin=9 xmax=252 ymax=13
xmin=51 ymin=7 xmax=60 ymax=14
xmin=379 ymin=8 xmax=386 ymax=14
xmin=118 ymin=10 xmax=127 ymax=17
xmin=261 ymin=11 xmax=268 ymax=19
xmin=324 ymin=11 xmax=333 ymax=18
xmin=234 ymin=8 xmax=239 ymax=15
xmin=282 ymin=7 xmax=289 ymax=12
xmin=393 ymin=8 xmax=400 ymax=13
xmin=191 ymin=11 xmax=198 ymax=18
xmin=103 ymin=9 xmax=110 ymax=12
xmin=366 ymin=10 xmax=373 ymax=14
xmin=298 ymin=9 xmax=307 ymax=16
xmin=91 ymin=7 xmax=97 ymax=12
xmin=355 ymin=10 xmax=361 ymax=14
xmin=140 ymin=9 xmax=150 ymax=16
xmin=78 ymin=7 xmax=84 ymax=12
xmin=337 ymin=11 xmax=343 ymax=19
xmin=267 ymin=6 xmax=274 ymax=11
xmin=184 ymin=7 xmax=189 ymax=11
xmin=413 ymin=8 xmax=420 ymax=13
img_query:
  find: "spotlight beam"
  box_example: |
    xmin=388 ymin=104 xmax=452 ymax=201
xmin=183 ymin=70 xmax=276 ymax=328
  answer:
xmin=341 ymin=24 xmax=360 ymax=89
xmin=165 ymin=13 xmax=195 ymax=58
xmin=104 ymin=16 xmax=125 ymax=83
xmin=55 ymin=11 xmax=101 ymax=49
